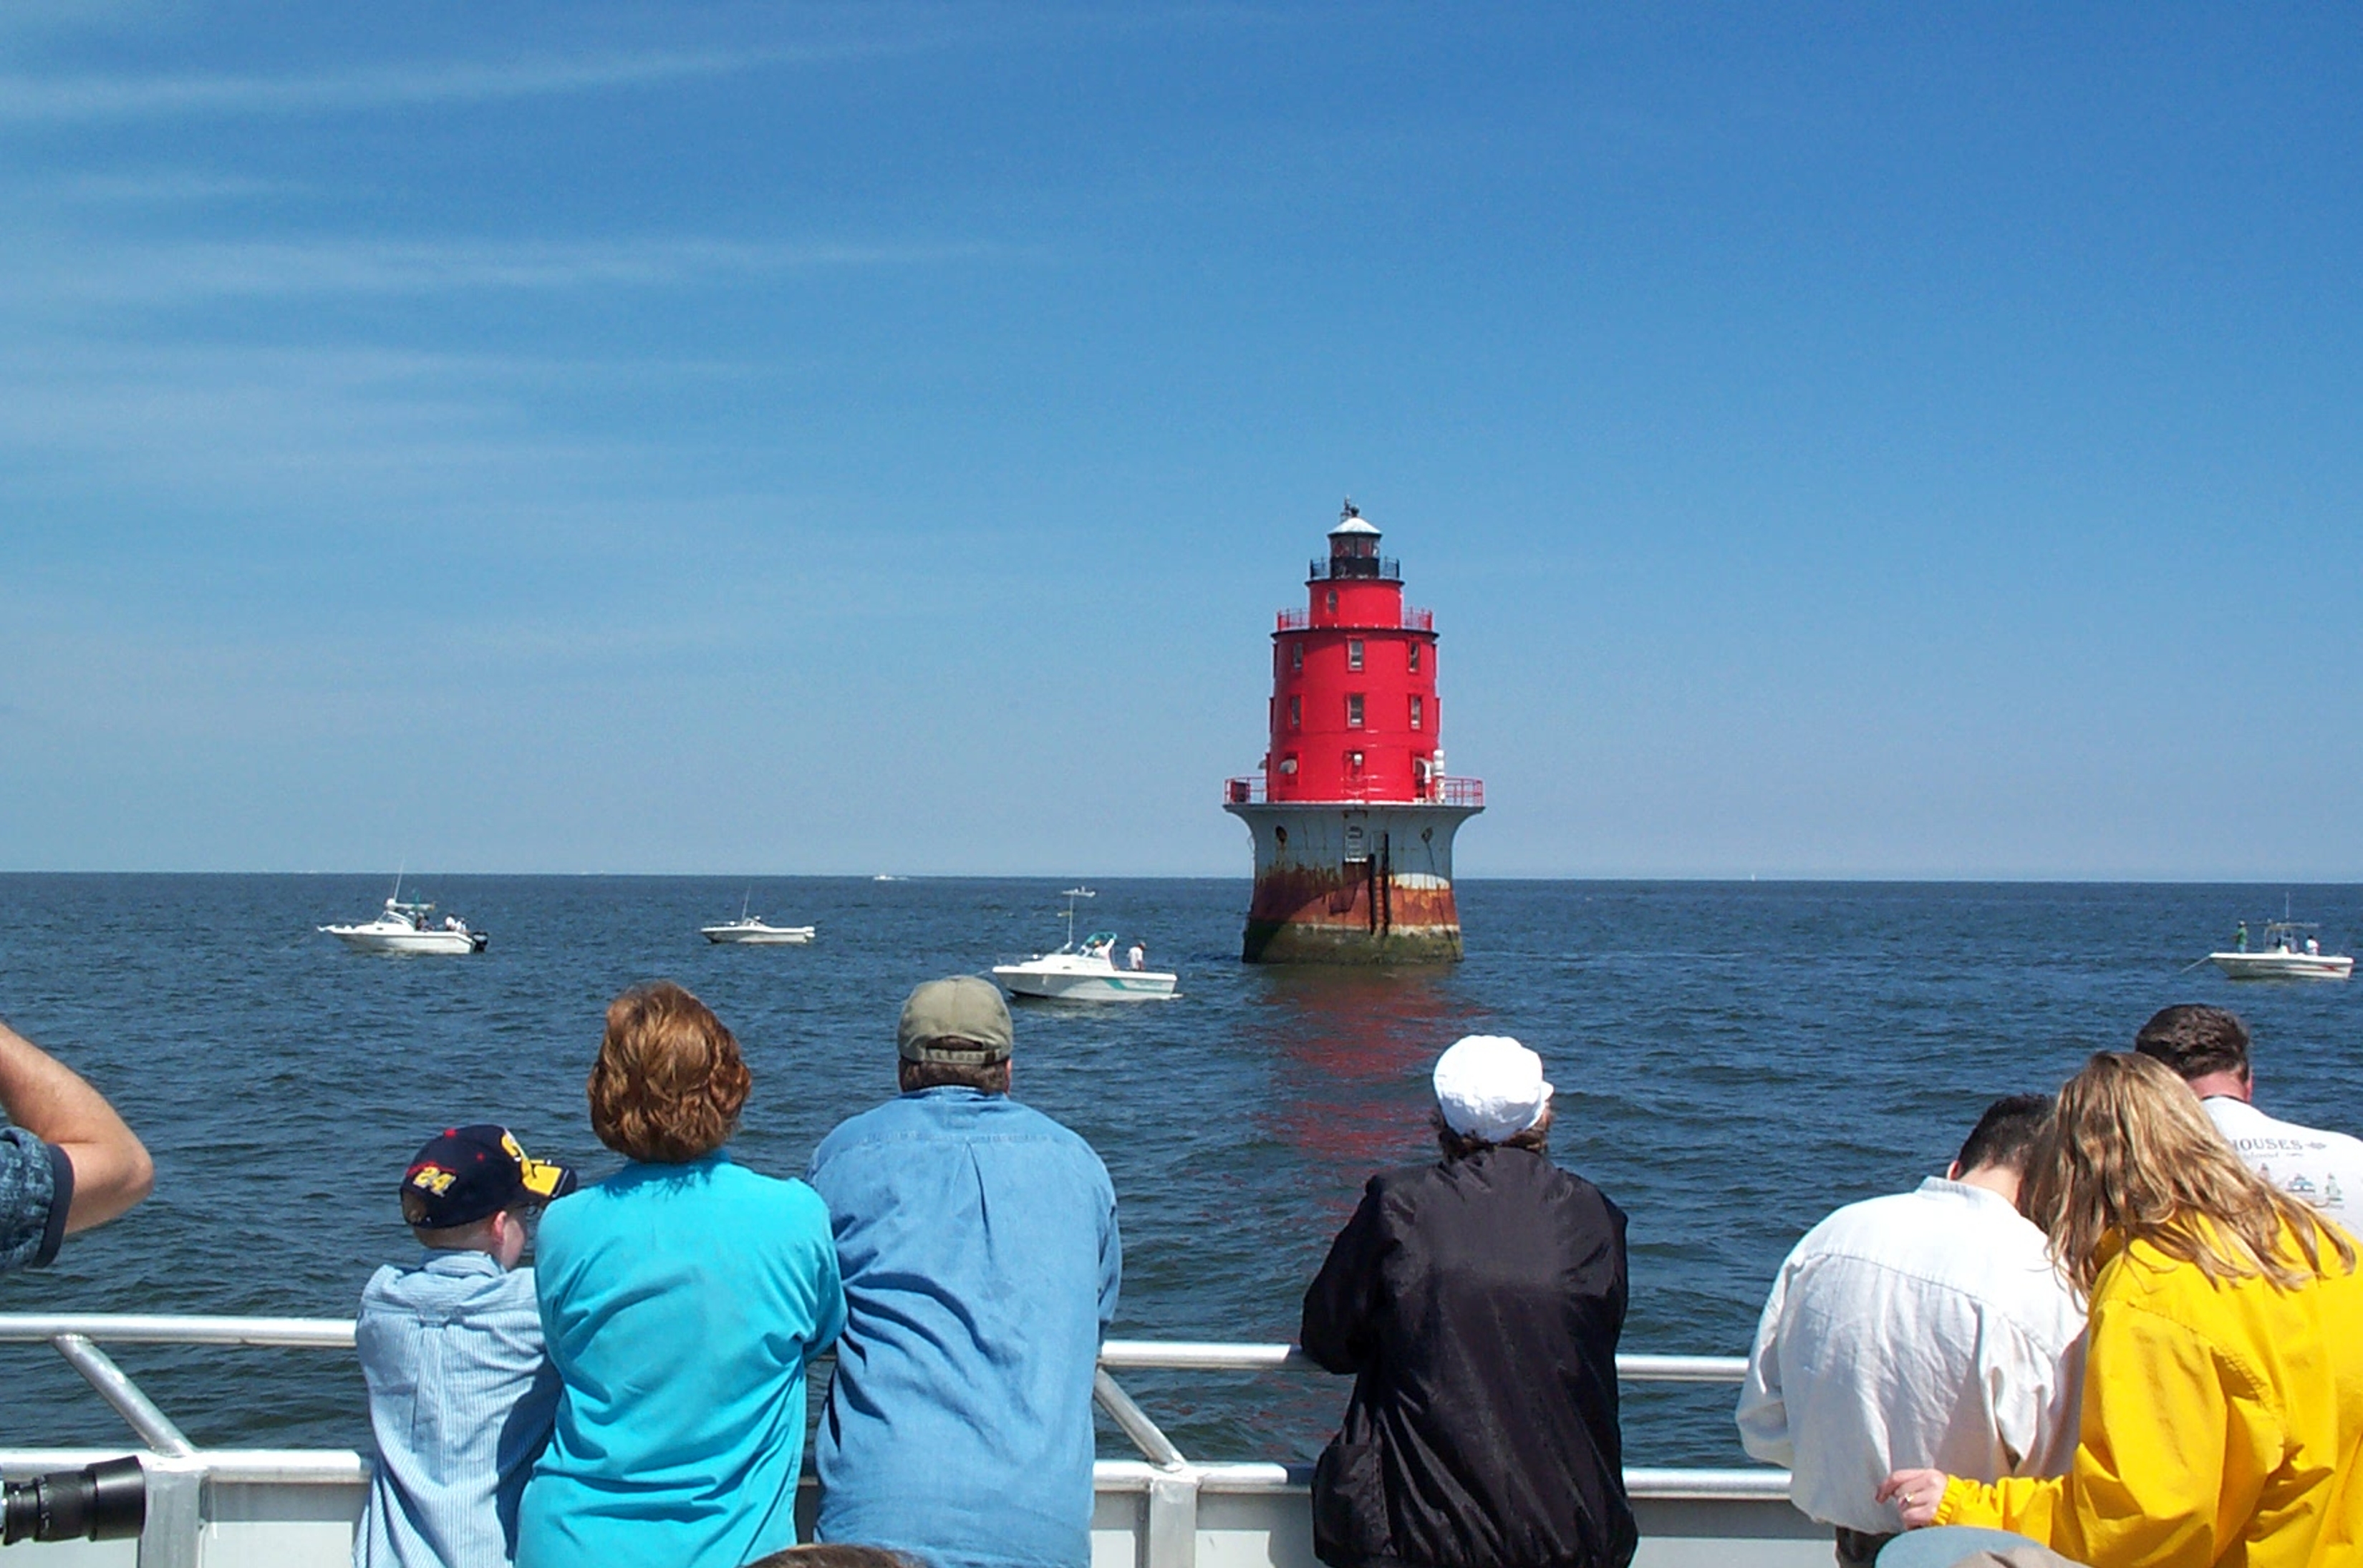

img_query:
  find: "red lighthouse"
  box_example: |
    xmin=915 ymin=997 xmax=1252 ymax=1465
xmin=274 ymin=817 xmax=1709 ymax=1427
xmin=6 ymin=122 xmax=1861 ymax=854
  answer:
xmin=1222 ymin=503 xmax=1484 ymax=963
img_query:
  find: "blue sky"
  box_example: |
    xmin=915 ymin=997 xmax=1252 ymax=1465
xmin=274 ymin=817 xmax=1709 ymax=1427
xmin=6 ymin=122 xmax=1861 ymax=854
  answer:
xmin=2 ymin=4 xmax=2358 ymax=878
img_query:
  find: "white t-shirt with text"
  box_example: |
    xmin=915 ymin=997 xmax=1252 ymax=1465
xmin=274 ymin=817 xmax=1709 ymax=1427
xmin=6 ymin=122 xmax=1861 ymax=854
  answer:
xmin=2204 ymin=1095 xmax=2363 ymax=1221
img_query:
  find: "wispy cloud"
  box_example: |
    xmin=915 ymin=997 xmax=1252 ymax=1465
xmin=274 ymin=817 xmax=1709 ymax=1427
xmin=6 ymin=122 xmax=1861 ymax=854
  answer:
xmin=57 ymin=170 xmax=303 ymax=204
xmin=7 ymin=233 xmax=1007 ymax=304
xmin=0 ymin=42 xmax=914 ymax=122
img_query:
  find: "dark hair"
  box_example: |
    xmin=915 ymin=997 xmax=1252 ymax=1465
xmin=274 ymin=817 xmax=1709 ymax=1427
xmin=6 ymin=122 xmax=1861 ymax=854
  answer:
xmin=587 ymin=981 xmax=750 ymax=1163
xmin=2132 ymin=1004 xmax=2251 ymax=1083
xmin=899 ymin=1058 xmax=1010 ymax=1095
xmin=1953 ymin=1093 xmax=2054 ymax=1176
xmin=1434 ymin=1109 xmax=1552 ymax=1162
xmin=743 ymin=1547 xmax=925 ymax=1568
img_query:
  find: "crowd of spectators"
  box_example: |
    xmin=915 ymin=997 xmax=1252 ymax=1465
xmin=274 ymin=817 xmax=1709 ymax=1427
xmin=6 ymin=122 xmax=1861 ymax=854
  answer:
xmin=6 ymin=992 xmax=2362 ymax=1568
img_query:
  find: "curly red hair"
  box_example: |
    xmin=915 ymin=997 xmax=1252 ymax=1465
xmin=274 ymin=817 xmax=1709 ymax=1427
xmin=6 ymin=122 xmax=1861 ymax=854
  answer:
xmin=587 ymin=981 xmax=750 ymax=1163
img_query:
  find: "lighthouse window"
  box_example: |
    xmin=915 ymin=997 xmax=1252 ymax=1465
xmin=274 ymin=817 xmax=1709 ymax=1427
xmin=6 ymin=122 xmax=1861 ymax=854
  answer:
xmin=1347 ymin=639 xmax=1363 ymax=672
xmin=1408 ymin=642 xmax=1422 ymax=674
xmin=1326 ymin=590 xmax=1338 ymax=614
xmin=1346 ymin=693 xmax=1364 ymax=728
xmin=1289 ymin=695 xmax=1301 ymax=731
xmin=1348 ymin=752 xmax=1365 ymax=775
xmin=1410 ymin=695 xmax=1424 ymax=730
xmin=1291 ymin=642 xmax=1303 ymax=673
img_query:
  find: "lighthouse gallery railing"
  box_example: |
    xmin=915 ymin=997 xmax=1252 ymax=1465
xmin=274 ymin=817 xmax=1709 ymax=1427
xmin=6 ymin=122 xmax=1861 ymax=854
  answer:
xmin=1275 ymin=606 xmax=1434 ymax=632
xmin=1225 ymin=776 xmax=1484 ymax=808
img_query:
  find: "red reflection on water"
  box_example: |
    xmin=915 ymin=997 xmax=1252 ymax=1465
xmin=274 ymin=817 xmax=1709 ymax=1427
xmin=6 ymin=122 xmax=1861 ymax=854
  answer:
xmin=1245 ymin=967 xmax=1492 ymax=1216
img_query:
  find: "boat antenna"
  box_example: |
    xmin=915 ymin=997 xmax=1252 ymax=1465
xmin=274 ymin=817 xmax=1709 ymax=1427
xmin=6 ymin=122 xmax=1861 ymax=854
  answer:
xmin=740 ymin=888 xmax=752 ymax=921
xmin=391 ymin=863 xmax=404 ymax=905
xmin=1059 ymin=886 xmax=1096 ymax=949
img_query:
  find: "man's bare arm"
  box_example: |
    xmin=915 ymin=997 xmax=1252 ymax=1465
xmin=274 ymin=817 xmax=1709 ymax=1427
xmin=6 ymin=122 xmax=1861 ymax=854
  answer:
xmin=0 ymin=1019 xmax=154 ymax=1233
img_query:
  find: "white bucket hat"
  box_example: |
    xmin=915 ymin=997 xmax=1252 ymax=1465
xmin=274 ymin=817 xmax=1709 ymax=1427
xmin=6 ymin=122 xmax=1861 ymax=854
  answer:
xmin=1432 ymin=1035 xmax=1554 ymax=1141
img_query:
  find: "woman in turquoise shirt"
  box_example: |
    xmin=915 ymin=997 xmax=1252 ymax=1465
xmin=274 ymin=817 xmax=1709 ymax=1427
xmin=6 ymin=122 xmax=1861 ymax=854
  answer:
xmin=518 ymin=982 xmax=845 ymax=1568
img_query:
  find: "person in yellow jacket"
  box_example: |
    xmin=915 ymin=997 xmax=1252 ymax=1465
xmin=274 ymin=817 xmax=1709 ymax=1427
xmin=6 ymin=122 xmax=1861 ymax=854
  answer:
xmin=1875 ymin=1051 xmax=2363 ymax=1568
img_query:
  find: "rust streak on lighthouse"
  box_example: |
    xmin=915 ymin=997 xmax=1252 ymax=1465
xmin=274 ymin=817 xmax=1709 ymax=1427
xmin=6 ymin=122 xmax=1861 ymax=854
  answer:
xmin=1222 ymin=503 xmax=1484 ymax=963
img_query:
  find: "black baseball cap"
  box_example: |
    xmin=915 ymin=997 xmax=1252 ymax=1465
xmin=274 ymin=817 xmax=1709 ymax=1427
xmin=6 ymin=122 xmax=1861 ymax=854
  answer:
xmin=400 ymin=1126 xmax=578 ymax=1230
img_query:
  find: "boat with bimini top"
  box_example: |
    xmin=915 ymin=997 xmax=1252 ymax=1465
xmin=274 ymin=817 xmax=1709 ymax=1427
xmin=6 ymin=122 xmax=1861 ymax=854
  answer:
xmin=992 ymin=888 xmax=1179 ymax=1002
xmin=2208 ymin=914 xmax=2353 ymax=981
xmin=318 ymin=879 xmax=487 ymax=955
xmin=700 ymin=894 xmax=817 ymax=945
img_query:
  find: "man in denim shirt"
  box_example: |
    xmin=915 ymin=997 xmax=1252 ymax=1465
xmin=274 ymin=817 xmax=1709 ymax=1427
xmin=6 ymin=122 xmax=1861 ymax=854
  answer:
xmin=0 ymin=1016 xmax=153 ymax=1272
xmin=809 ymin=977 xmax=1121 ymax=1568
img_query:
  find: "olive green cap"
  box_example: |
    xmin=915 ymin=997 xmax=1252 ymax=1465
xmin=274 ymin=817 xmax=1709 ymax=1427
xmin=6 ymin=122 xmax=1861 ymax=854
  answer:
xmin=898 ymin=975 xmax=1014 ymax=1063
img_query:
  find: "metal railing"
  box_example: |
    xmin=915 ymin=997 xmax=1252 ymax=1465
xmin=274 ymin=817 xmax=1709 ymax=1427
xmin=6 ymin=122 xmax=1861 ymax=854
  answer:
xmin=1273 ymin=606 xmax=1434 ymax=631
xmin=0 ymin=1315 xmax=1785 ymax=1568
xmin=1223 ymin=775 xmax=1484 ymax=808
xmin=1308 ymin=556 xmax=1401 ymax=582
xmin=1 ymin=1312 xmax=1751 ymax=1476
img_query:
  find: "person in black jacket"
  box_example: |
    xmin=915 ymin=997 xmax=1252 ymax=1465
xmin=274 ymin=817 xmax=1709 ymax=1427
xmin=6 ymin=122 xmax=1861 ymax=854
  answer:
xmin=1301 ymin=1034 xmax=1636 ymax=1568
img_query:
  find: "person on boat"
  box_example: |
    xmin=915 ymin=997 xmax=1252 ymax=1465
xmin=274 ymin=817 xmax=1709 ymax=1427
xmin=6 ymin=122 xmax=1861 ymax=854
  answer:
xmin=1878 ymin=1051 xmax=2363 ymax=1568
xmin=1128 ymin=941 xmax=1146 ymax=971
xmin=517 ymin=982 xmax=844 ymax=1568
xmin=2233 ymin=919 xmax=2249 ymax=952
xmin=1735 ymin=1095 xmax=2082 ymax=1568
xmin=1300 ymin=1035 xmax=1636 ymax=1568
xmin=357 ymin=1125 xmax=578 ymax=1568
xmin=2306 ymin=934 xmax=2321 ymax=956
xmin=805 ymin=976 xmax=1120 ymax=1568
xmin=2133 ymin=1002 xmax=2363 ymax=1226
xmin=0 ymin=1015 xmax=152 ymax=1274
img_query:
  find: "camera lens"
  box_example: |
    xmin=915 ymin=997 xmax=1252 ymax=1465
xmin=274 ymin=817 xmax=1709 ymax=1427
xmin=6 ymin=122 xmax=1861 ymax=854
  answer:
xmin=1 ymin=1456 xmax=145 ymax=1545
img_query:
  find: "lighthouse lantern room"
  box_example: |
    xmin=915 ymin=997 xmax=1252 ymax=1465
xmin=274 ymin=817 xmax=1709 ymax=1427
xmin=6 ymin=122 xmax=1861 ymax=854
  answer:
xmin=1222 ymin=503 xmax=1484 ymax=963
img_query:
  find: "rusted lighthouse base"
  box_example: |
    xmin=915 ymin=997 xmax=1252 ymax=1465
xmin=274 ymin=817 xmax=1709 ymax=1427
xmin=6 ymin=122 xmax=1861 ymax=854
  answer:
xmin=1224 ymin=798 xmax=1482 ymax=964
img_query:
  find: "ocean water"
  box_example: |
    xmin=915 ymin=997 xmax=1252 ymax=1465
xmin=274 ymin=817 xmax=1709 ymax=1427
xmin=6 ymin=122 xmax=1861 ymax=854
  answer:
xmin=2 ymin=876 xmax=2359 ymax=1469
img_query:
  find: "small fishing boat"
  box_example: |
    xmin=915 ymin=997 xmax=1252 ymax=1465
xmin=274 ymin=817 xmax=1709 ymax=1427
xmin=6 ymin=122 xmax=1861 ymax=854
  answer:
xmin=2209 ymin=918 xmax=2353 ymax=981
xmin=701 ymin=894 xmax=816 ymax=945
xmin=700 ymin=916 xmax=816 ymax=945
xmin=992 ymin=888 xmax=1179 ymax=1002
xmin=319 ymin=883 xmax=487 ymax=956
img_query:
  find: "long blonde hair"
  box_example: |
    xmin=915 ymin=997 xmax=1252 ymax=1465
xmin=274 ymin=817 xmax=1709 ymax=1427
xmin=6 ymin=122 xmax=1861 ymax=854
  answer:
xmin=2024 ymin=1051 xmax=2355 ymax=1297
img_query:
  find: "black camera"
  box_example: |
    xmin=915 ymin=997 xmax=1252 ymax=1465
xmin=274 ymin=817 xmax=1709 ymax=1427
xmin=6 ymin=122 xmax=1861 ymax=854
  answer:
xmin=1 ymin=1456 xmax=145 ymax=1546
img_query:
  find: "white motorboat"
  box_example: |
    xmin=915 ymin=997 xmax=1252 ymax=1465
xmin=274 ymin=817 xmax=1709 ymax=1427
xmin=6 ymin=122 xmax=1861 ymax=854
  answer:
xmin=2210 ymin=919 xmax=2352 ymax=981
xmin=319 ymin=891 xmax=487 ymax=955
xmin=701 ymin=891 xmax=816 ymax=944
xmin=992 ymin=889 xmax=1179 ymax=1002
xmin=700 ymin=916 xmax=816 ymax=945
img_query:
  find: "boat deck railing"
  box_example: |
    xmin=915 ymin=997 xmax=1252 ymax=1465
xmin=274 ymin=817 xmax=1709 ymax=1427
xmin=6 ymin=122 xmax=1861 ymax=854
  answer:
xmin=0 ymin=1314 xmax=1794 ymax=1568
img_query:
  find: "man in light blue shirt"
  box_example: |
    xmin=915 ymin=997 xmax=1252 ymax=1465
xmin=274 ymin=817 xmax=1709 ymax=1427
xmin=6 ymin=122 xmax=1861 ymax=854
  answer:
xmin=808 ymin=977 xmax=1121 ymax=1568
xmin=357 ymin=1125 xmax=577 ymax=1568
